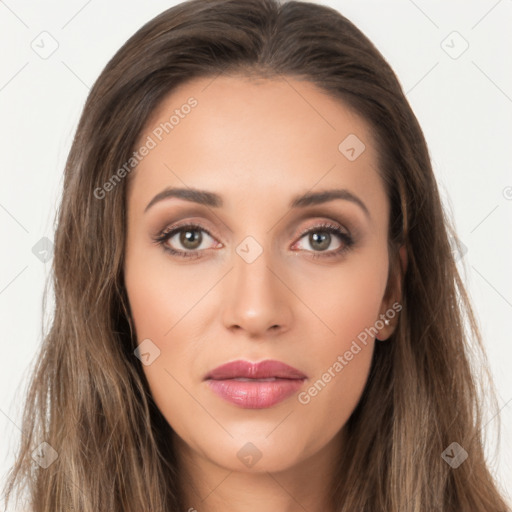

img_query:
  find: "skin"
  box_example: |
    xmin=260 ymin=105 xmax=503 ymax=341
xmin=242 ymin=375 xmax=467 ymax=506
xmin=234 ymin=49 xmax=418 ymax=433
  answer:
xmin=124 ymin=75 xmax=406 ymax=512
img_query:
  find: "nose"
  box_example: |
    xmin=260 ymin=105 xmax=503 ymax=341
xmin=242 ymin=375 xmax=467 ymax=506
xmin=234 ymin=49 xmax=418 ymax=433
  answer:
xmin=221 ymin=245 xmax=294 ymax=338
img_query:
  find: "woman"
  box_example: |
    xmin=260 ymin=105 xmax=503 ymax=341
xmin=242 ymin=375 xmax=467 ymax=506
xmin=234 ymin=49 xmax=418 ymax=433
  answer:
xmin=3 ymin=0 xmax=510 ymax=510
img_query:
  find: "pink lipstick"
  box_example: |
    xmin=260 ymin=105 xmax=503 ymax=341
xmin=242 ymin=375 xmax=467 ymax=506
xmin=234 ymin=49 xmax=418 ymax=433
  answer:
xmin=204 ymin=359 xmax=307 ymax=409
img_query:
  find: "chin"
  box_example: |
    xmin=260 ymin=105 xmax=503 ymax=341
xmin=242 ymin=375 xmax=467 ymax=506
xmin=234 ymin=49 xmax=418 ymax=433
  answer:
xmin=201 ymin=434 xmax=309 ymax=474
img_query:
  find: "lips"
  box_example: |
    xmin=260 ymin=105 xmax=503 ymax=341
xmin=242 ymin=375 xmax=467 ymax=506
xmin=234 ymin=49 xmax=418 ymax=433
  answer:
xmin=204 ymin=360 xmax=307 ymax=409
xmin=204 ymin=359 xmax=307 ymax=381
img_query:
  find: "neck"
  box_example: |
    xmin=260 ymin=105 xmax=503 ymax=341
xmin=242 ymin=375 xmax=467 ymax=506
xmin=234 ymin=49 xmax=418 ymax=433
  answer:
xmin=174 ymin=428 xmax=345 ymax=512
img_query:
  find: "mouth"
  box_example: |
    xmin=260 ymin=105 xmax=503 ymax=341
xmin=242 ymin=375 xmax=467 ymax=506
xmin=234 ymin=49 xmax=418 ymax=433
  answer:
xmin=204 ymin=359 xmax=307 ymax=409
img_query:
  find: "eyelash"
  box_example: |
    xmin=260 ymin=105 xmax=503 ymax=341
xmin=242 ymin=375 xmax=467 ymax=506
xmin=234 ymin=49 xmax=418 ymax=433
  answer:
xmin=152 ymin=221 xmax=355 ymax=260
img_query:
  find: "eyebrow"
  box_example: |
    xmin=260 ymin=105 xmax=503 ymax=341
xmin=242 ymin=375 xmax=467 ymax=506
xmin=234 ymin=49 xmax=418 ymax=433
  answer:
xmin=144 ymin=186 xmax=370 ymax=219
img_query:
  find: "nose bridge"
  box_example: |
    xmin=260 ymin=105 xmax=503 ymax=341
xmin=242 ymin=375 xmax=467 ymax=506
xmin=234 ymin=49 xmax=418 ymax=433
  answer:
xmin=221 ymin=234 xmax=292 ymax=335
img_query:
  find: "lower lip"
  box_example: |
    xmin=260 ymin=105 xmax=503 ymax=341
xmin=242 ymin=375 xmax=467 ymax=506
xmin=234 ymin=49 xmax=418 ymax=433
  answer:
xmin=206 ymin=378 xmax=305 ymax=409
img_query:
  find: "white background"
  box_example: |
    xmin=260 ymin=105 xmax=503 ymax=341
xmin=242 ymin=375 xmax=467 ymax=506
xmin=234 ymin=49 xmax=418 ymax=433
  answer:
xmin=1 ymin=0 xmax=511 ymax=505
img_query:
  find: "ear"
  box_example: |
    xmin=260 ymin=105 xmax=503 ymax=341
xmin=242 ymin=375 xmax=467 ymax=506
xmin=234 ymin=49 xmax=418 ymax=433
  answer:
xmin=375 ymin=244 xmax=407 ymax=341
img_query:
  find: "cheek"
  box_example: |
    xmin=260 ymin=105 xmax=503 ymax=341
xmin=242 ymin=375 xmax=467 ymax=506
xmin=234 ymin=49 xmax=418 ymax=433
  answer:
xmin=324 ymin=268 xmax=385 ymax=341
xmin=288 ymin=250 xmax=388 ymax=417
xmin=124 ymin=252 xmax=217 ymax=429
xmin=289 ymin=247 xmax=389 ymax=345
xmin=124 ymin=242 xmax=216 ymax=341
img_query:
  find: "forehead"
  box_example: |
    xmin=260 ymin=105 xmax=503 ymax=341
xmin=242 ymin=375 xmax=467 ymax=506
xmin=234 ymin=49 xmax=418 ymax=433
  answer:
xmin=128 ymin=74 xmax=385 ymax=217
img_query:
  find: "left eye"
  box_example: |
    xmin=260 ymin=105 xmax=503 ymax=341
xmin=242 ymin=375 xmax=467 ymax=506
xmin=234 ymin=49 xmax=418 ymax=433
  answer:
xmin=294 ymin=228 xmax=344 ymax=253
xmin=155 ymin=224 xmax=217 ymax=255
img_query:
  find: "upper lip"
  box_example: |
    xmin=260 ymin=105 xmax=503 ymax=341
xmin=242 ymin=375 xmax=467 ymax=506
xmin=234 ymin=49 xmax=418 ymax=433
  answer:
xmin=205 ymin=359 xmax=307 ymax=380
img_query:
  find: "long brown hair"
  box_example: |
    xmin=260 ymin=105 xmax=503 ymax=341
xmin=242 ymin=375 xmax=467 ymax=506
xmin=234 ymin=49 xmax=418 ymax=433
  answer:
xmin=3 ymin=0 xmax=510 ymax=510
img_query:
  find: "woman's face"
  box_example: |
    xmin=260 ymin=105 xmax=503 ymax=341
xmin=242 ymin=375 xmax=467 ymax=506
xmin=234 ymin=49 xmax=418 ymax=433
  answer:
xmin=124 ymin=75 xmax=399 ymax=474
